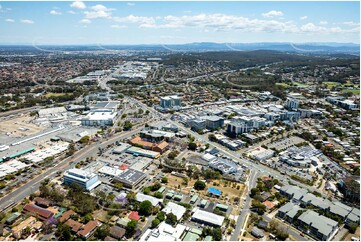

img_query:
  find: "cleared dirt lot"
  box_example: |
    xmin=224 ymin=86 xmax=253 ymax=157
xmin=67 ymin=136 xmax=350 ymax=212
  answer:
xmin=0 ymin=115 xmax=45 ymax=137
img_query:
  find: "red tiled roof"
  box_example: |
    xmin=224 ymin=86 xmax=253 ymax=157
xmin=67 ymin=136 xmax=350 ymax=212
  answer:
xmin=23 ymin=204 xmax=54 ymax=220
xmin=65 ymin=219 xmax=83 ymax=233
xmin=263 ymin=201 xmax=276 ymax=210
xmin=128 ymin=211 xmax=140 ymax=221
xmin=119 ymin=164 xmax=128 ymax=170
xmin=77 ymin=220 xmax=101 ymax=238
xmin=59 ymin=210 xmax=75 ymax=223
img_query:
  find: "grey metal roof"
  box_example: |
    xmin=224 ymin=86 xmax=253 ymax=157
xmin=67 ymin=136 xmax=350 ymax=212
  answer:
xmin=298 ymin=210 xmax=338 ymax=237
xmin=278 ymin=202 xmax=294 ymax=214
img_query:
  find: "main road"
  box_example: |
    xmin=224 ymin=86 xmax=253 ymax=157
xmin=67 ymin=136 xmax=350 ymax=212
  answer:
xmin=0 ymin=125 xmax=147 ymax=211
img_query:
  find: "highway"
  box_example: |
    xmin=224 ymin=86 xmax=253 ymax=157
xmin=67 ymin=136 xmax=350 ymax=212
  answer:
xmin=0 ymin=125 xmax=146 ymax=211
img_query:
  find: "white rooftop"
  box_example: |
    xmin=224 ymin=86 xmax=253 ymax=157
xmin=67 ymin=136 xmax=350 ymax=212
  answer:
xmin=162 ymin=202 xmax=186 ymax=221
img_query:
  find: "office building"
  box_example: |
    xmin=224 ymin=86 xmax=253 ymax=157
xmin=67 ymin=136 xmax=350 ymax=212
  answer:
xmin=115 ymin=169 xmax=147 ymax=189
xmin=63 ymin=169 xmax=101 ymax=191
xmin=285 ymin=97 xmax=300 ymax=110
xmin=160 ymin=95 xmax=182 ymax=109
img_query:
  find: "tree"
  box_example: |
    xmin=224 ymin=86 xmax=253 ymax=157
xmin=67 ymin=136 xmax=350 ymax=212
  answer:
xmin=55 ymin=223 xmax=72 ymax=240
xmin=114 ymin=182 xmax=123 ymax=190
xmin=139 ymin=200 xmax=153 ymax=216
xmin=151 ymin=183 xmax=161 ymax=191
xmin=348 ymin=222 xmax=358 ymax=233
xmin=156 ymin=211 xmax=166 ymax=222
xmin=212 ymin=228 xmax=222 ymax=241
xmin=126 ymin=220 xmax=137 ymax=235
xmin=127 ymin=192 xmax=137 ymax=203
xmin=168 ymin=151 xmax=179 ymax=160
xmin=151 ymin=218 xmax=160 ymax=228
xmin=143 ymin=187 xmax=151 ymax=195
xmin=94 ymin=224 xmax=110 ymax=240
xmin=83 ymin=213 xmax=93 ymax=224
xmin=123 ymin=121 xmax=133 ymax=131
xmin=188 ymin=142 xmax=197 ymax=151
xmin=79 ymin=135 xmax=90 ymax=144
xmin=161 ymin=177 xmax=168 ymax=183
xmin=194 ymin=180 xmax=206 ymax=190
xmin=165 ymin=213 xmax=177 ymax=226
xmin=250 ymin=188 xmax=260 ymax=197
xmin=153 ymin=192 xmax=163 ymax=199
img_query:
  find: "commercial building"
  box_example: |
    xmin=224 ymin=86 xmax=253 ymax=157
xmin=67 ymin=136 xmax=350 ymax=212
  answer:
xmin=160 ymin=95 xmax=182 ymax=109
xmin=115 ymin=169 xmax=147 ymax=189
xmin=248 ymin=147 xmax=274 ymax=161
xmin=89 ymin=101 xmax=120 ymax=112
xmin=81 ymin=112 xmax=117 ymax=126
xmin=139 ymin=129 xmax=175 ymax=142
xmin=63 ymin=168 xmax=101 ymax=191
xmin=191 ymin=209 xmax=224 ymax=227
xmin=129 ymin=136 xmax=168 ymax=154
xmin=125 ymin=146 xmax=160 ymax=159
xmin=226 ymin=120 xmax=252 ymax=135
xmin=208 ymin=159 xmax=238 ymax=174
xmin=201 ymin=116 xmax=225 ymax=130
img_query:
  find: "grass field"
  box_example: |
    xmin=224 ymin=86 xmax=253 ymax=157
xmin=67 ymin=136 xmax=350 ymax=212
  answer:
xmin=276 ymin=82 xmax=308 ymax=87
xmin=44 ymin=92 xmax=70 ymax=98
xmin=341 ymin=89 xmax=360 ymax=95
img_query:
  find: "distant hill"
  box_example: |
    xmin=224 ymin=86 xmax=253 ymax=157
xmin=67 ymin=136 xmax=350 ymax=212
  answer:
xmin=0 ymin=42 xmax=359 ymax=55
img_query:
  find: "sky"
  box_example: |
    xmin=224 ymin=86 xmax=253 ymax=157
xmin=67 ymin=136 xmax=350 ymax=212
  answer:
xmin=0 ymin=1 xmax=360 ymax=45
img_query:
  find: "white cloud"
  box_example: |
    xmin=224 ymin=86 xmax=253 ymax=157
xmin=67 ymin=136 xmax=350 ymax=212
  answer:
xmin=68 ymin=10 xmax=76 ymax=14
xmin=79 ymin=19 xmax=91 ymax=24
xmin=5 ymin=19 xmax=15 ymax=22
xmin=84 ymin=4 xmax=114 ymax=19
xmin=300 ymin=22 xmax=345 ymax=33
xmin=127 ymin=3 xmax=135 ymax=6
xmin=111 ymin=24 xmax=127 ymax=28
xmin=20 ymin=19 xmax=34 ymax=24
xmin=319 ymin=21 xmax=328 ymax=25
xmin=300 ymin=16 xmax=308 ymax=20
xmin=262 ymin=10 xmax=283 ymax=18
xmin=141 ymin=14 xmax=297 ymax=33
xmin=342 ymin=21 xmax=359 ymax=27
xmin=50 ymin=10 xmax=62 ymax=15
xmin=112 ymin=15 xmax=156 ymax=26
xmin=70 ymin=1 xmax=86 ymax=9
xmin=91 ymin=4 xmax=115 ymax=11
xmin=84 ymin=10 xmax=111 ymax=19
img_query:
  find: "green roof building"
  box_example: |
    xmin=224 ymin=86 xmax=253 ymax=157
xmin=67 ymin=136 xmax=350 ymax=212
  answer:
xmin=173 ymin=194 xmax=183 ymax=201
xmin=183 ymin=232 xmax=200 ymax=241
xmin=158 ymin=186 xmax=166 ymax=193
xmin=190 ymin=228 xmax=202 ymax=235
xmin=166 ymin=190 xmax=175 ymax=199
xmin=200 ymin=199 xmax=208 ymax=208
xmin=216 ymin=203 xmax=229 ymax=212
xmin=190 ymin=195 xmax=199 ymax=204
xmin=204 ymin=236 xmax=213 ymax=241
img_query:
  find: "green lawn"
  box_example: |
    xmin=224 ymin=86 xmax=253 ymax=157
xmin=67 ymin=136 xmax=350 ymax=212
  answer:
xmin=341 ymin=89 xmax=360 ymax=95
